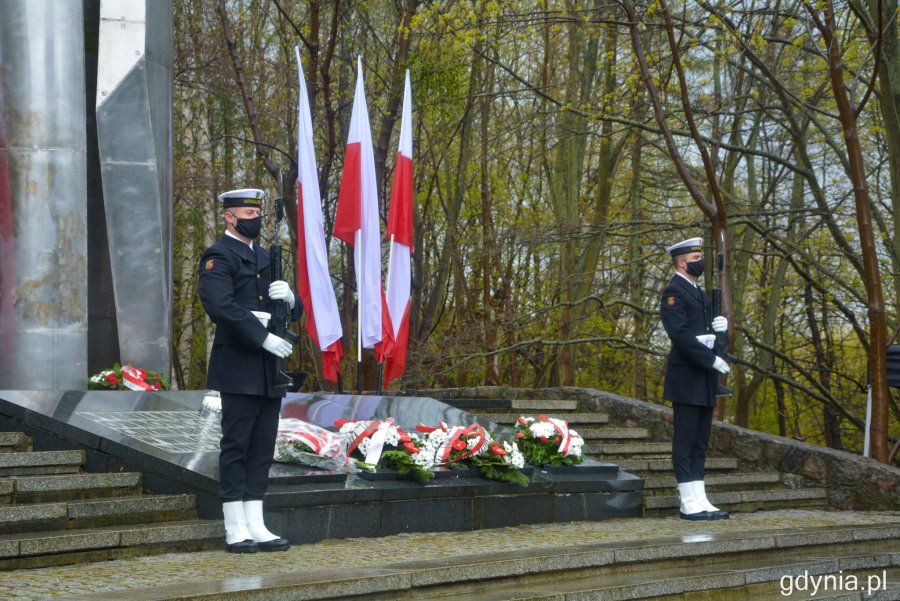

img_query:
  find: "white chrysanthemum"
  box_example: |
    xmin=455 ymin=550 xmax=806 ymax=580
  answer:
xmin=384 ymin=427 xmax=401 ymax=447
xmin=427 ymin=430 xmax=448 ymax=446
xmin=529 ymin=422 xmax=555 ymax=438
xmin=502 ymin=441 xmax=526 ymax=469
xmin=339 ymin=422 xmax=357 ymax=435
xmin=358 ymin=437 xmax=371 ymax=455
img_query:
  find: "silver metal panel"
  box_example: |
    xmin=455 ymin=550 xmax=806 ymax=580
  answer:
xmin=96 ymin=0 xmax=172 ymax=377
xmin=0 ymin=1 xmax=88 ymax=389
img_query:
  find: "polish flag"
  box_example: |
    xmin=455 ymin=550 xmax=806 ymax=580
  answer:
xmin=333 ymin=57 xmax=390 ymax=352
xmin=295 ymin=47 xmax=343 ymax=381
xmin=382 ymin=70 xmax=414 ymax=386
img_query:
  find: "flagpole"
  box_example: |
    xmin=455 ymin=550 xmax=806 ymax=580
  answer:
xmin=356 ymin=229 xmax=363 ymax=395
xmin=377 ymin=234 xmax=395 ymax=395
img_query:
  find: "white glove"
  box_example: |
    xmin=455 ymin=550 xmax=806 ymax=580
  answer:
xmin=712 ymin=356 xmax=731 ymax=374
xmin=711 ymin=315 xmax=728 ymax=332
xmin=262 ymin=333 xmax=293 ymax=358
xmin=268 ymin=280 xmax=295 ymax=309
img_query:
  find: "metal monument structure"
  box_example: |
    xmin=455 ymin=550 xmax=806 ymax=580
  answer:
xmin=0 ymin=0 xmax=173 ymax=390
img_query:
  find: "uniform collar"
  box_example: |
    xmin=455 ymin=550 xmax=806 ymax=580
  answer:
xmin=675 ymin=271 xmax=697 ymax=288
xmin=224 ymin=228 xmax=253 ymax=250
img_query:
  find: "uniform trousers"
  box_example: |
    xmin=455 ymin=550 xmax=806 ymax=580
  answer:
xmin=672 ymin=403 xmax=714 ymax=483
xmin=219 ymin=393 xmax=281 ymax=501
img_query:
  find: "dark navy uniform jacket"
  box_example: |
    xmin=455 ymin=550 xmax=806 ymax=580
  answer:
xmin=660 ymin=274 xmax=717 ymax=408
xmin=198 ymin=234 xmax=301 ymax=399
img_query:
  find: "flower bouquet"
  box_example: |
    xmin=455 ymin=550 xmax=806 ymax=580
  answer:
xmin=88 ymin=364 xmax=167 ymax=391
xmin=337 ymin=418 xmax=436 ymax=484
xmin=274 ymin=418 xmax=344 ymax=469
xmin=416 ymin=422 xmax=528 ymax=487
xmin=514 ymin=415 xmax=584 ymax=467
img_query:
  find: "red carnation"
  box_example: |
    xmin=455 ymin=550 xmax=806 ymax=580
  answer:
xmin=105 ymin=373 xmax=119 ymax=387
xmin=538 ymin=414 xmax=548 ymax=421
xmin=491 ymin=444 xmax=507 ymax=456
xmin=404 ymin=442 xmax=420 ymax=454
xmin=451 ymin=439 xmax=467 ymax=451
xmin=516 ymin=432 xmax=524 ymax=438
xmin=540 ymin=435 xmax=548 ymax=443
xmin=334 ymin=419 xmax=350 ymax=428
xmin=517 ymin=417 xmax=526 ymax=425
xmin=554 ymin=436 xmax=561 ymax=444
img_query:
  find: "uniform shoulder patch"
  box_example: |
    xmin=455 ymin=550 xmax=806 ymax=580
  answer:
xmin=667 ymin=295 xmax=676 ymax=307
xmin=205 ymin=258 xmax=215 ymax=271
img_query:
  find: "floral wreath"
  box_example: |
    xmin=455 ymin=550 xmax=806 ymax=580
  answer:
xmin=88 ymin=364 xmax=167 ymax=391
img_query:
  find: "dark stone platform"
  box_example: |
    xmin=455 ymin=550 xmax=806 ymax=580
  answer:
xmin=0 ymin=390 xmax=644 ymax=543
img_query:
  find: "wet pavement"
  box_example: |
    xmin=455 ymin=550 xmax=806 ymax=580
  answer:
xmin=2 ymin=509 xmax=898 ymax=600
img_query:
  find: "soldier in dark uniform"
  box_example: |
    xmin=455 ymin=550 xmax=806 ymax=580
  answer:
xmin=198 ymin=188 xmax=301 ymax=553
xmin=660 ymin=237 xmax=731 ymax=520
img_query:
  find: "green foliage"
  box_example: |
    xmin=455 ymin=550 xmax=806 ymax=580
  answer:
xmin=169 ymin=0 xmax=898 ymax=455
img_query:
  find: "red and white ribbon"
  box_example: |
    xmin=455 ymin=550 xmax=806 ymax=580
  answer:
xmin=547 ymin=417 xmax=572 ymax=456
xmin=121 ymin=365 xmax=154 ymax=391
xmin=436 ymin=423 xmax=487 ymax=465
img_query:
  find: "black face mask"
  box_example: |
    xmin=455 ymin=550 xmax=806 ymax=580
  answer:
xmin=234 ymin=215 xmax=261 ymax=239
xmin=685 ymin=259 xmax=705 ymax=277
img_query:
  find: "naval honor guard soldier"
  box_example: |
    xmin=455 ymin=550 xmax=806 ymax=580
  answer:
xmin=659 ymin=237 xmax=731 ymax=520
xmin=198 ymin=188 xmax=301 ymax=552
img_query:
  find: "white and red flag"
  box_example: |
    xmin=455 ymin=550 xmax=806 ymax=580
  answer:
xmin=333 ymin=57 xmax=390 ymax=355
xmin=381 ymin=70 xmax=414 ymax=386
xmin=294 ymin=47 xmax=343 ymax=381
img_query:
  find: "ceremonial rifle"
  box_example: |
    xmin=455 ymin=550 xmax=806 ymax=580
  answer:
xmin=709 ymin=231 xmax=736 ymax=397
xmin=269 ymin=197 xmax=299 ymax=390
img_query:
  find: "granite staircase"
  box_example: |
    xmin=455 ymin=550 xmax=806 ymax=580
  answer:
xmin=0 ymin=431 xmax=223 ymax=569
xmin=447 ymin=397 xmax=829 ymax=516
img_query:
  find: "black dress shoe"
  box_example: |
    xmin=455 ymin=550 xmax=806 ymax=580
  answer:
xmin=257 ymin=537 xmax=290 ymax=552
xmin=679 ymin=510 xmax=717 ymax=521
xmin=225 ymin=539 xmax=259 ymax=553
xmin=708 ymin=508 xmax=730 ymax=519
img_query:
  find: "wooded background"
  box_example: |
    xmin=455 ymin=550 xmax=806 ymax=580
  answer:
xmin=171 ymin=0 xmax=900 ymax=459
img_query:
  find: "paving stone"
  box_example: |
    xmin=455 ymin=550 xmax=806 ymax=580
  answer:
xmin=1 ymin=509 xmax=898 ymax=600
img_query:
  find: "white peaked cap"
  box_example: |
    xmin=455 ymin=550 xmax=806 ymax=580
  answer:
xmin=666 ymin=237 xmax=703 ymax=257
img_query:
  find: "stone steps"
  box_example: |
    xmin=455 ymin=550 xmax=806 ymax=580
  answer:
xmin=0 ymin=471 xmax=143 ymax=503
xmin=67 ymin=523 xmax=900 ymax=600
xmin=0 ymin=431 xmax=222 ymax=570
xmin=579 ymin=426 xmax=650 ymax=440
xmin=642 ymin=471 xmax=783 ymax=495
xmin=0 ymin=450 xmax=84 ymax=477
xmin=0 ymin=519 xmax=224 ymax=570
xmin=0 ymin=432 xmax=32 ymax=453
xmin=589 ymin=441 xmax=673 ymax=458
xmin=475 ymin=412 xmax=610 ymax=426
xmin=453 ymin=397 xmax=830 ymax=519
xmin=617 ymin=456 xmax=739 ymax=473
xmin=644 ymin=487 xmax=830 ymax=515
xmin=0 ymin=493 xmax=199 ymax=535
